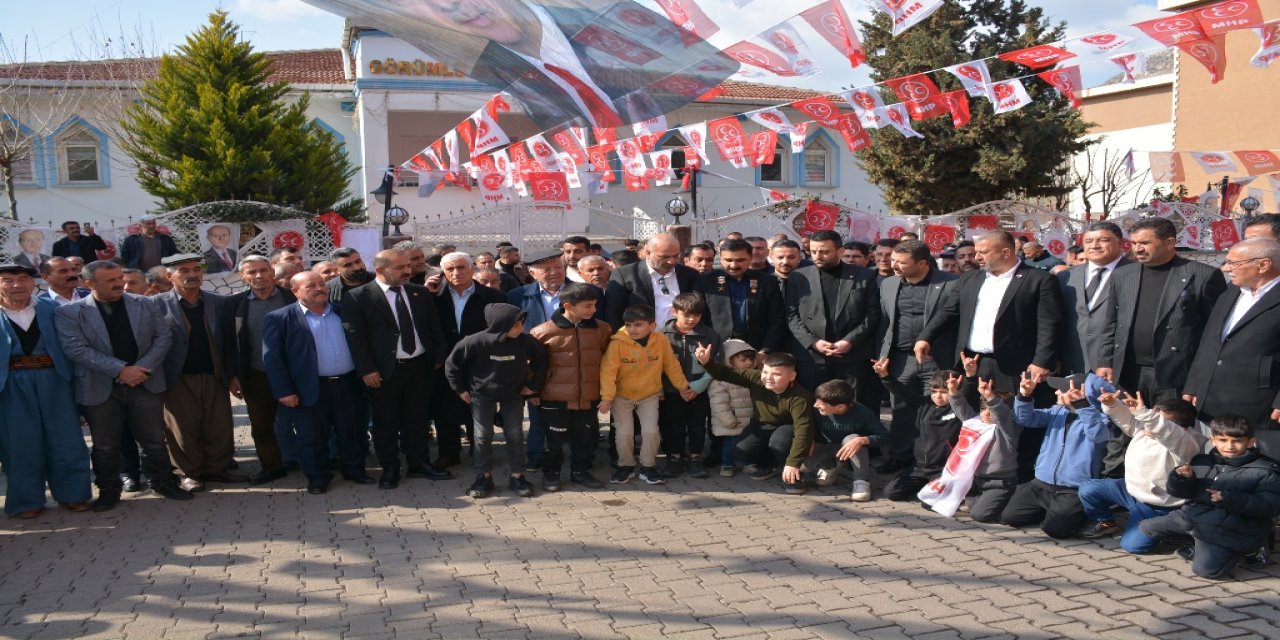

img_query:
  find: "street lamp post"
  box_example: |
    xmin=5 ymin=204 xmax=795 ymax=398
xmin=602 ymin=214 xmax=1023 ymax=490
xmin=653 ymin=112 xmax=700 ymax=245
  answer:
xmin=1240 ymin=195 xmax=1261 ymax=223
xmin=371 ymin=165 xmax=397 ymax=238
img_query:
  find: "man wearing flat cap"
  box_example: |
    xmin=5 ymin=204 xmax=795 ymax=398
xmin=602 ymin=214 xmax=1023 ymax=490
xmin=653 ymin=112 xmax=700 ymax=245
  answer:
xmin=1 ymin=264 xmax=93 ymax=518
xmin=154 ymin=254 xmax=245 ymax=492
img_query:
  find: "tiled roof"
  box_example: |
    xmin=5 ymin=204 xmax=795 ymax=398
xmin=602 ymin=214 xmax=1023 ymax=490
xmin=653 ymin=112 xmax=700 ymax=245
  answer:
xmin=2 ymin=49 xmax=821 ymax=101
xmin=0 ymin=49 xmax=349 ymax=85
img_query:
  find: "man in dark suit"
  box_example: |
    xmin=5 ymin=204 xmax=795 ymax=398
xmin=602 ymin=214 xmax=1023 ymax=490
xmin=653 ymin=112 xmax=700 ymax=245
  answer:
xmin=340 ymin=248 xmax=450 ymax=489
xmin=120 ymin=217 xmax=178 ymax=271
xmin=226 ymin=255 xmax=295 ymax=484
xmin=201 ymin=224 xmax=238 ymax=274
xmin=1184 ymin=238 xmax=1280 ymax=456
xmin=327 ymin=247 xmax=373 ymax=304
xmin=784 ymin=230 xmax=881 ymax=401
xmin=155 ymin=254 xmax=244 ymax=492
xmin=264 ymin=271 xmax=375 ymax=494
xmin=1058 ymin=222 xmax=1132 ymax=377
xmin=875 ymin=239 xmax=957 ymax=472
xmin=430 ymin=252 xmax=507 ymax=468
xmin=51 ymin=221 xmax=107 ymax=262
xmin=1097 ymin=217 xmax=1226 ymax=404
xmin=694 ymin=238 xmax=786 ymax=355
xmin=604 ymin=233 xmax=697 ymax=330
xmin=915 ymin=230 xmax=1063 ymax=481
xmin=54 ymin=260 xmax=192 ymax=511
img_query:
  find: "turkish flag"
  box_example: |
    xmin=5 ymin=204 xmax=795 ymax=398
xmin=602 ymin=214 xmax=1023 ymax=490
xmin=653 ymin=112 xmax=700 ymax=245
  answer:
xmin=1178 ymin=35 xmax=1227 ymax=84
xmin=1212 ymin=218 xmax=1242 ymax=250
xmin=708 ymin=116 xmax=748 ymax=163
xmin=1037 ymin=66 xmax=1083 ymax=108
xmin=800 ymin=0 xmax=865 ymax=67
xmin=1194 ymin=0 xmax=1263 ymax=37
xmin=529 ymin=172 xmax=570 ymax=203
xmin=999 ymin=44 xmax=1076 ymax=69
xmin=749 ymin=130 xmax=779 ymax=167
xmin=803 ymin=200 xmax=841 ymax=236
xmin=923 ymin=225 xmax=957 ymax=253
xmin=1235 ymin=150 xmax=1280 ymax=175
xmin=937 ymin=90 xmax=970 ymax=129
xmin=792 ymin=96 xmax=847 ymax=127
xmin=316 ymin=211 xmax=347 ymax=247
xmin=885 ymin=74 xmax=945 ymax=121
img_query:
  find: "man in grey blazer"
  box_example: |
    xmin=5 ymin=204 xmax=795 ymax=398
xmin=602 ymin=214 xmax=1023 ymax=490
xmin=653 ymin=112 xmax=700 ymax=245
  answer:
xmin=55 ymin=260 xmax=193 ymax=511
xmin=1097 ymin=217 xmax=1226 ymax=404
xmin=155 ymin=254 xmax=246 ymax=492
xmin=1058 ymin=222 xmax=1133 ymax=377
xmin=785 ymin=230 xmax=881 ymax=406
xmin=875 ymin=239 xmax=958 ymax=472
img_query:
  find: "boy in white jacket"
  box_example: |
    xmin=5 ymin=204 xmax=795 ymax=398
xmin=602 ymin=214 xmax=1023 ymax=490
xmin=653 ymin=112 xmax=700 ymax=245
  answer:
xmin=1077 ymin=390 xmax=1206 ymax=553
xmin=708 ymin=339 xmax=756 ymax=477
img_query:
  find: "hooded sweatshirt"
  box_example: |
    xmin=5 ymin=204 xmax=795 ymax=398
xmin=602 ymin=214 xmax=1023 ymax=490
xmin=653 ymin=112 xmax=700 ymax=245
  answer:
xmin=880 ymin=376 xmax=961 ymax=478
xmin=709 ymin=339 xmax=756 ymax=437
xmin=600 ymin=326 xmax=690 ymax=401
xmin=445 ymin=303 xmax=548 ymax=400
xmin=1012 ymin=373 xmax=1113 ymax=488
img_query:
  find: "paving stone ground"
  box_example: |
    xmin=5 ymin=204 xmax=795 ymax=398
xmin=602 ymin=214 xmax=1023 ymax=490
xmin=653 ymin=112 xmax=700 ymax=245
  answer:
xmin=3 ymin=404 xmax=1279 ymax=639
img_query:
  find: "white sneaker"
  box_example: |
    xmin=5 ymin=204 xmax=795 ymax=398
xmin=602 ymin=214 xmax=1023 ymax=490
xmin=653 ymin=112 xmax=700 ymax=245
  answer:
xmin=851 ymin=480 xmax=872 ymax=502
xmin=814 ymin=467 xmax=839 ymax=487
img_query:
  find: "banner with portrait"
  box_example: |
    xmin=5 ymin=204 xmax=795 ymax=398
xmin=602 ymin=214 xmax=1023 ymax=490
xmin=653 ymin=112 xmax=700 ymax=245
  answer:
xmin=197 ymin=222 xmax=241 ymax=274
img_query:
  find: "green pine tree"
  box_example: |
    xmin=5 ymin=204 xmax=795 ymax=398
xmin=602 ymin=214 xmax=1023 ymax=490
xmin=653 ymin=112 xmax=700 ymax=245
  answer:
xmin=121 ymin=11 xmax=358 ymax=219
xmin=858 ymin=1 xmax=1095 ymax=215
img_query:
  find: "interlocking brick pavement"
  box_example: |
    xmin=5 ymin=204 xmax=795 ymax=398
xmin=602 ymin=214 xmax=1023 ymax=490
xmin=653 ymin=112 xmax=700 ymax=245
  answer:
xmin=3 ymin=407 xmax=1279 ymax=639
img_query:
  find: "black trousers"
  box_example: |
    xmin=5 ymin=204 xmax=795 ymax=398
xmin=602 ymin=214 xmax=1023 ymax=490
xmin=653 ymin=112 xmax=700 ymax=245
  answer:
xmin=885 ymin=349 xmax=939 ymax=464
xmin=81 ymin=385 xmax=178 ymax=494
xmin=1139 ymin=509 xmax=1243 ymax=579
xmin=884 ymin=472 xmax=933 ymax=501
xmin=541 ymin=407 xmax=597 ymax=474
xmin=734 ymin=421 xmax=795 ymax=470
xmin=969 ymin=353 xmax=1053 ymax=483
xmin=368 ymin=355 xmax=434 ymax=471
xmin=1000 ymin=479 xmax=1086 ymax=539
xmin=285 ymin=373 xmax=367 ymax=486
xmin=967 ymin=477 xmax=1018 ymax=523
xmin=659 ymin=391 xmax=710 ymax=458
xmin=430 ymin=376 xmax=468 ymax=459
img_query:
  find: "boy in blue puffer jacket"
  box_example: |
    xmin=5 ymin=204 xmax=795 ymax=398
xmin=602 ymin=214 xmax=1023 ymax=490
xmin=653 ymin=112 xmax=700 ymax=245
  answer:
xmin=1000 ymin=373 xmax=1113 ymax=538
xmin=1139 ymin=414 xmax=1280 ymax=578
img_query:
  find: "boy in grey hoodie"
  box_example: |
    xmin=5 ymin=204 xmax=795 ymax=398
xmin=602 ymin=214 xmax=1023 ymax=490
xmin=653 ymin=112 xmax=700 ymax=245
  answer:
xmin=446 ymin=303 xmax=548 ymax=498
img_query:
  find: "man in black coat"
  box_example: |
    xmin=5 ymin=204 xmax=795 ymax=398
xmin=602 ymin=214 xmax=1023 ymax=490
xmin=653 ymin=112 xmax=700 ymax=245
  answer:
xmin=1185 ymin=238 xmax=1280 ymax=456
xmin=693 ymin=238 xmax=785 ymax=355
xmin=784 ymin=230 xmax=881 ymax=404
xmin=875 ymin=239 xmax=957 ymax=472
xmin=51 ymin=221 xmax=106 ymax=262
xmin=915 ymin=230 xmax=1063 ymax=481
xmin=340 ymin=248 xmax=450 ymax=489
xmin=604 ymin=233 xmax=697 ymax=330
xmin=327 ymin=247 xmax=374 ymax=304
xmin=1097 ymin=217 xmax=1226 ymax=404
xmin=430 ymin=251 xmax=507 ymax=468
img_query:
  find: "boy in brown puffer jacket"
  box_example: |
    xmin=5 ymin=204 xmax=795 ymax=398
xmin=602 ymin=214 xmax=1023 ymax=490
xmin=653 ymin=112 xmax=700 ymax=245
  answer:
xmin=530 ymin=283 xmax=613 ymax=492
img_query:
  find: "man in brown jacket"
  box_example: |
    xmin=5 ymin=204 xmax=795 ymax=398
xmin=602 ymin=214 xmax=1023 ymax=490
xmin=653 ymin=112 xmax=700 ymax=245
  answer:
xmin=530 ymin=282 xmax=612 ymax=492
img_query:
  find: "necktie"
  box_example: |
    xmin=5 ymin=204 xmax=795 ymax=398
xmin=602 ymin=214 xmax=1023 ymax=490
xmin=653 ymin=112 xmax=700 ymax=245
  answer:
xmin=1085 ymin=267 xmax=1105 ymax=305
xmin=543 ymin=63 xmax=624 ymax=128
xmin=391 ymin=286 xmax=417 ymax=354
xmin=657 ymin=275 xmax=670 ymax=296
xmin=221 ymin=251 xmax=232 ymax=269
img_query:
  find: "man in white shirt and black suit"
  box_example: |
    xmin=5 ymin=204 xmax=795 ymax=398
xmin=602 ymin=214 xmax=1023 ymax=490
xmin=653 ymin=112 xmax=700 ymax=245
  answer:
xmin=604 ymin=233 xmax=697 ymax=330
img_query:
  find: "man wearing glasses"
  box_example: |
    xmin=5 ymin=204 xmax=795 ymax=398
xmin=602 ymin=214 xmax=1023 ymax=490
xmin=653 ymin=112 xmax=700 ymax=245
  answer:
xmin=604 ymin=234 xmax=697 ymax=330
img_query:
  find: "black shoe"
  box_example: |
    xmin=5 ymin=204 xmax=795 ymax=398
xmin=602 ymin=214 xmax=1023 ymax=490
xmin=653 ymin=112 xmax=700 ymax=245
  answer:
xmin=687 ymin=459 xmax=708 ymax=479
xmin=153 ymin=484 xmax=195 ymax=501
xmin=1080 ymin=520 xmax=1121 ymax=539
xmin=748 ymin=466 xmax=779 ymax=481
xmin=610 ymin=466 xmax=635 ymax=484
xmin=307 ymin=484 xmax=329 ymax=495
xmin=121 ymin=476 xmax=143 ymax=493
xmin=510 ymin=475 xmax=535 ymax=497
xmin=200 ymin=472 xmax=250 ymax=484
xmin=571 ymin=471 xmax=604 ymax=489
xmin=637 ymin=467 xmax=665 ymax=485
xmin=662 ymin=458 xmax=684 ymax=478
xmin=379 ymin=471 xmax=400 ymax=489
xmin=345 ymin=475 xmax=376 ymax=485
xmin=1241 ymin=545 xmax=1271 ymax=568
xmin=91 ymin=493 xmax=121 ymax=513
xmin=249 ymin=468 xmax=288 ymax=486
xmin=543 ymin=472 xmax=562 ymax=493
xmin=406 ymin=464 xmax=453 ymax=480
xmin=226 ymin=459 xmax=240 ymax=470
xmin=782 ymin=480 xmax=807 ymax=495
xmin=285 ymin=460 xmax=302 ymax=472
xmin=433 ymin=454 xmax=462 ymax=469
xmin=468 ymin=474 xmax=495 ymax=498
xmin=1176 ymin=545 xmax=1195 ymax=562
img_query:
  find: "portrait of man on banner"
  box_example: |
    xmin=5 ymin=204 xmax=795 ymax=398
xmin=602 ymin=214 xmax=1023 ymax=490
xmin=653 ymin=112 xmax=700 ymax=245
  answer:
xmin=304 ymin=0 xmax=740 ymax=130
xmin=197 ymin=222 xmax=241 ymax=274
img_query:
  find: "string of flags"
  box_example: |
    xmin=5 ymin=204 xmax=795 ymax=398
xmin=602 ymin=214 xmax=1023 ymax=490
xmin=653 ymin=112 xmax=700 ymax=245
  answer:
xmin=395 ymin=0 xmax=1276 ymax=206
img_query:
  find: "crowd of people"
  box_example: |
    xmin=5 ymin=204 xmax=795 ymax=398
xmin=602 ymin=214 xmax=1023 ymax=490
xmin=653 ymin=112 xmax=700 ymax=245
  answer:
xmin=4 ymin=213 xmax=1280 ymax=580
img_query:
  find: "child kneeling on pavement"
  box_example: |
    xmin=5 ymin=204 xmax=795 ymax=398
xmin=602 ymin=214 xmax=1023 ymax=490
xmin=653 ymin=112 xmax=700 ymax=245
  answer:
xmin=810 ymin=379 xmax=887 ymax=501
xmin=695 ymin=344 xmax=814 ymax=494
xmin=1138 ymin=414 xmax=1280 ymax=578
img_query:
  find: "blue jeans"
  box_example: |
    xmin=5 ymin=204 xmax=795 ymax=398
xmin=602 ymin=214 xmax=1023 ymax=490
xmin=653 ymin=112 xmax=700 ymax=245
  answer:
xmin=720 ymin=436 xmax=739 ymax=467
xmin=1078 ymin=478 xmax=1174 ymax=554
